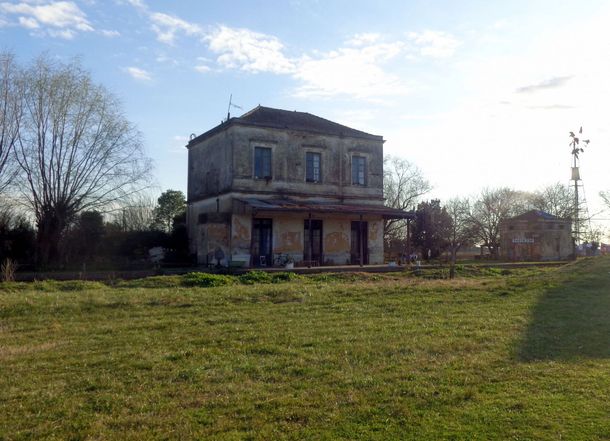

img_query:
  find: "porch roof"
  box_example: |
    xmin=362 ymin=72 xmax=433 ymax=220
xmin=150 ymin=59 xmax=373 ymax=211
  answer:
xmin=236 ymin=198 xmax=414 ymax=219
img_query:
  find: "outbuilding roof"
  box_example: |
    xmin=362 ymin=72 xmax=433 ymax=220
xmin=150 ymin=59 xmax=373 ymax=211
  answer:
xmin=508 ymin=210 xmax=565 ymax=221
xmin=187 ymin=105 xmax=383 ymax=147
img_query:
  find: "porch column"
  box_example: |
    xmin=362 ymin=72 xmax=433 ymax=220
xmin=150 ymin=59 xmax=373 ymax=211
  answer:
xmin=406 ymin=218 xmax=411 ymax=264
xmin=359 ymin=214 xmax=364 ymax=267
xmin=249 ymin=211 xmax=255 ymax=267
xmin=308 ymin=212 xmax=313 ymax=268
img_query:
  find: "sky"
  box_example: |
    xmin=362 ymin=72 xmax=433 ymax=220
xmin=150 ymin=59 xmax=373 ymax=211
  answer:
xmin=2 ymin=0 xmax=610 ymax=237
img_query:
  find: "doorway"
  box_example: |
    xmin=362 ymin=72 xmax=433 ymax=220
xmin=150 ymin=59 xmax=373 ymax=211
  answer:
xmin=304 ymin=219 xmax=323 ymax=265
xmin=252 ymin=218 xmax=272 ymax=266
xmin=350 ymin=220 xmax=368 ymax=265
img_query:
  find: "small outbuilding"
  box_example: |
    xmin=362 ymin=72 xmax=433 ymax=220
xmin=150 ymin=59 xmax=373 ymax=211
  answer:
xmin=499 ymin=210 xmax=572 ymax=261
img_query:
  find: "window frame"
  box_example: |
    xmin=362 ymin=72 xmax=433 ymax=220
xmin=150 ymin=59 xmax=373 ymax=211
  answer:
xmin=253 ymin=146 xmax=273 ymax=180
xmin=305 ymin=151 xmax=322 ymax=183
xmin=351 ymin=155 xmax=367 ymax=186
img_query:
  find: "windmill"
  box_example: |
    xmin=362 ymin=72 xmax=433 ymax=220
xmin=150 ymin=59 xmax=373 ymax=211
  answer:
xmin=569 ymin=126 xmax=591 ymax=246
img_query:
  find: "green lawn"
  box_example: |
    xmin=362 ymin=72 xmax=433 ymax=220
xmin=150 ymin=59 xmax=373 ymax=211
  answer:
xmin=1 ymin=260 xmax=609 ymax=440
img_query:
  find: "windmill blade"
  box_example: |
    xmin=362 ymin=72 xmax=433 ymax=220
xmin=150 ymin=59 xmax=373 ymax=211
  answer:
xmin=579 ymin=126 xmax=583 ymax=134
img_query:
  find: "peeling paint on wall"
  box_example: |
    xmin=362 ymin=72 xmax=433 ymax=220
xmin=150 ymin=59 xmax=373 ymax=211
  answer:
xmin=279 ymin=231 xmax=302 ymax=252
xmin=369 ymin=221 xmax=381 ymax=241
xmin=325 ymin=231 xmax=349 ymax=253
xmin=233 ymin=216 xmax=250 ymax=242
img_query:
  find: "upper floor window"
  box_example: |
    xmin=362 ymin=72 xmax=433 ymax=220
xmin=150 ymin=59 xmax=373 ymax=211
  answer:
xmin=352 ymin=155 xmax=366 ymax=186
xmin=306 ymin=152 xmax=321 ymax=183
xmin=254 ymin=147 xmax=272 ymax=179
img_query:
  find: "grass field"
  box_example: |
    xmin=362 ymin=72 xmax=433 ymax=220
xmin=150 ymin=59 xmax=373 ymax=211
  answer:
xmin=1 ymin=259 xmax=609 ymax=440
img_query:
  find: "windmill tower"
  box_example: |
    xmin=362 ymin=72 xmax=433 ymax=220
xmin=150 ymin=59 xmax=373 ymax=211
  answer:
xmin=569 ymin=127 xmax=590 ymax=245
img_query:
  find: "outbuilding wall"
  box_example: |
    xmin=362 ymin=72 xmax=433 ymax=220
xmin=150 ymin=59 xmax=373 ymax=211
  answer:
xmin=500 ymin=218 xmax=572 ymax=261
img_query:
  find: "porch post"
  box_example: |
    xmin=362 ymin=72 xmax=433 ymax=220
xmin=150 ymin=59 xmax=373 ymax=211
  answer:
xmin=308 ymin=212 xmax=313 ymax=268
xmin=406 ymin=218 xmax=411 ymax=264
xmin=359 ymin=214 xmax=364 ymax=267
xmin=249 ymin=211 xmax=255 ymax=267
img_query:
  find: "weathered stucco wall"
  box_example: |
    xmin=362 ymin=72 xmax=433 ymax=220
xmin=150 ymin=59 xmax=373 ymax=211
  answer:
xmin=500 ymin=219 xmax=572 ymax=261
xmin=188 ymin=125 xmax=384 ymax=205
xmin=323 ymin=218 xmax=351 ymax=265
xmin=188 ymin=129 xmax=233 ymax=202
xmin=195 ymin=221 xmax=230 ymax=266
xmin=224 ymin=214 xmax=384 ymax=267
xmin=368 ymin=219 xmax=384 ymax=264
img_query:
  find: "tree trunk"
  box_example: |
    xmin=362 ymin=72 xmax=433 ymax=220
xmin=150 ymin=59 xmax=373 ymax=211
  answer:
xmin=36 ymin=211 xmax=67 ymax=268
xmin=449 ymin=248 xmax=457 ymax=279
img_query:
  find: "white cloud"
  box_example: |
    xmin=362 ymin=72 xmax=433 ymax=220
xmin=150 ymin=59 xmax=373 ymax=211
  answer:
xmin=122 ymin=0 xmax=203 ymax=44
xmin=408 ymin=30 xmax=460 ymax=58
xmin=206 ymin=25 xmax=295 ymax=74
xmin=100 ymin=29 xmax=120 ymax=38
xmin=18 ymin=15 xmax=38 ymax=28
xmin=293 ymin=41 xmax=407 ymax=100
xmin=346 ymin=32 xmax=381 ymax=47
xmin=125 ymin=66 xmax=152 ymax=81
xmin=194 ymin=64 xmax=210 ymax=73
xmin=149 ymin=11 xmax=203 ymax=44
xmin=124 ymin=0 xmax=147 ymax=10
xmin=0 ymin=1 xmax=94 ymax=36
xmin=49 ymin=28 xmax=74 ymax=39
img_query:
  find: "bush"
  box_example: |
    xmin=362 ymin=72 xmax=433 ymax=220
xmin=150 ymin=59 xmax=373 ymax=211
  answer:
xmin=238 ymin=270 xmax=273 ymax=285
xmin=1 ymin=258 xmax=16 ymax=282
xmin=271 ymin=272 xmax=301 ymax=283
xmin=181 ymin=272 xmax=234 ymax=287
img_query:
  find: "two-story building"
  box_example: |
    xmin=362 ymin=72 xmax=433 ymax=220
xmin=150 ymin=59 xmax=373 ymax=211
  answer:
xmin=186 ymin=105 xmax=411 ymax=267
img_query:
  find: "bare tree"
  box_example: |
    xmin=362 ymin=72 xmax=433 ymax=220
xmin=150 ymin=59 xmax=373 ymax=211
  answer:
xmin=0 ymin=52 xmax=22 ymax=195
xmin=14 ymin=55 xmax=152 ymax=266
xmin=109 ymin=193 xmax=157 ymax=231
xmin=531 ymin=182 xmax=573 ymax=219
xmin=600 ymin=191 xmax=610 ymax=210
xmin=468 ymin=187 xmax=528 ymax=257
xmin=383 ymin=155 xmax=431 ymax=243
xmin=445 ymin=197 xmax=475 ymax=278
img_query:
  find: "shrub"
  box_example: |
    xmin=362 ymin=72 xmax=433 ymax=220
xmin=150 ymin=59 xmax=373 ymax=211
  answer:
xmin=238 ymin=270 xmax=273 ymax=285
xmin=1 ymin=258 xmax=16 ymax=282
xmin=271 ymin=272 xmax=301 ymax=283
xmin=181 ymin=272 xmax=233 ymax=287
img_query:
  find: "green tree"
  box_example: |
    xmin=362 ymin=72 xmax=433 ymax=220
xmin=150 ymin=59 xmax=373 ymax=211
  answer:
xmin=412 ymin=199 xmax=452 ymax=260
xmin=153 ymin=189 xmax=186 ymax=233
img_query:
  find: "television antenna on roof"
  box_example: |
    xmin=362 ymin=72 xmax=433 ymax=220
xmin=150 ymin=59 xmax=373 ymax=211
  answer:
xmin=226 ymin=94 xmax=243 ymax=121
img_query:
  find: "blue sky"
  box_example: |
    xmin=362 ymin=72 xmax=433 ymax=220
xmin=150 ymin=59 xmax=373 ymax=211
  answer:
xmin=2 ymin=0 xmax=610 ymax=235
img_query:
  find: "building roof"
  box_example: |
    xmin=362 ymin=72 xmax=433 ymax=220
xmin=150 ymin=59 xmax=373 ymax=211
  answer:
xmin=187 ymin=105 xmax=383 ymax=147
xmin=508 ymin=210 xmax=566 ymax=221
xmin=237 ymin=197 xmax=414 ymax=219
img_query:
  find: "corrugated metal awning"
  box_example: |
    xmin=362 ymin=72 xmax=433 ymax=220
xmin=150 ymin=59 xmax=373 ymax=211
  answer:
xmin=236 ymin=198 xmax=414 ymax=219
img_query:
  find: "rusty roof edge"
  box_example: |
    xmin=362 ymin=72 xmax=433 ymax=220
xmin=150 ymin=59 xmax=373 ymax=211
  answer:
xmin=235 ymin=198 xmax=414 ymax=219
